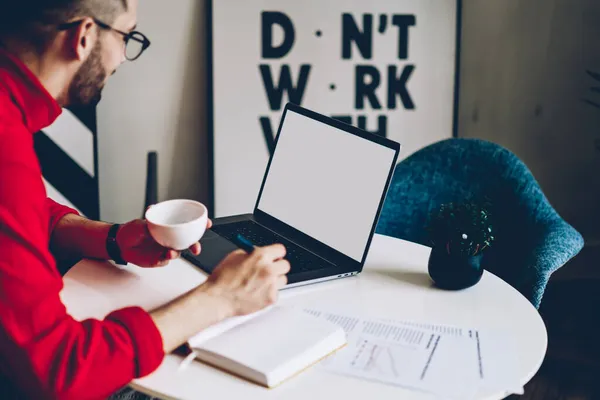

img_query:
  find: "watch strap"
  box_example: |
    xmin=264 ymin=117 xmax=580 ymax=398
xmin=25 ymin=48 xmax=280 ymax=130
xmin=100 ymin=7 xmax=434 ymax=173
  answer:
xmin=106 ymin=224 xmax=127 ymax=265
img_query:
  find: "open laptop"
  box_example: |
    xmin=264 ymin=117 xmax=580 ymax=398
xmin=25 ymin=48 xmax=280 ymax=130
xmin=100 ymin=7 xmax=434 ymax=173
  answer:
xmin=184 ymin=103 xmax=400 ymax=288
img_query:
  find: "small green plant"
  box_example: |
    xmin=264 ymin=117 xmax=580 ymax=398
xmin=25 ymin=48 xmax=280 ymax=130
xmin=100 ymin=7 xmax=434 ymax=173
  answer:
xmin=427 ymin=200 xmax=495 ymax=257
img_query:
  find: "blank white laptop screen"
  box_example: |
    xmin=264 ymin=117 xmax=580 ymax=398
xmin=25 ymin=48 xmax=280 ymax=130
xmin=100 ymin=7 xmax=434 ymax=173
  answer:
xmin=257 ymin=109 xmax=398 ymax=262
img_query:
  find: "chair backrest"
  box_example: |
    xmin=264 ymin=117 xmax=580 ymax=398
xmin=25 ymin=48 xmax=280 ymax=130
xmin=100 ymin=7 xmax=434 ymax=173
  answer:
xmin=376 ymin=138 xmax=582 ymax=305
xmin=143 ymin=151 xmax=158 ymax=217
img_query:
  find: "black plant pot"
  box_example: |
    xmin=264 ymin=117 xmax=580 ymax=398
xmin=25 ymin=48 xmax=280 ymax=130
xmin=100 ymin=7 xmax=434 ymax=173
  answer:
xmin=427 ymin=245 xmax=484 ymax=290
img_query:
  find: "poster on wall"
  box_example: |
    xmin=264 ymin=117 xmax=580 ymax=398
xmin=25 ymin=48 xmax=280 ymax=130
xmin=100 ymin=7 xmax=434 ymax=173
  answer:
xmin=208 ymin=0 xmax=460 ymax=217
xmin=35 ymin=107 xmax=99 ymax=220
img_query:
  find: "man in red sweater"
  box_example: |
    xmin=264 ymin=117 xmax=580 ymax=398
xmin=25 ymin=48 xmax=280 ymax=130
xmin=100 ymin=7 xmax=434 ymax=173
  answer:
xmin=0 ymin=1 xmax=290 ymax=399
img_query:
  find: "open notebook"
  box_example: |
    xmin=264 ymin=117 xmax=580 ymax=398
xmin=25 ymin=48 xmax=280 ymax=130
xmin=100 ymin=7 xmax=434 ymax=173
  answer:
xmin=185 ymin=306 xmax=347 ymax=388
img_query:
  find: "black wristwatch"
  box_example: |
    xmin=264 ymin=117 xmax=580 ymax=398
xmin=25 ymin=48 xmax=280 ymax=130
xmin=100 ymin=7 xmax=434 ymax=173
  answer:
xmin=106 ymin=224 xmax=127 ymax=265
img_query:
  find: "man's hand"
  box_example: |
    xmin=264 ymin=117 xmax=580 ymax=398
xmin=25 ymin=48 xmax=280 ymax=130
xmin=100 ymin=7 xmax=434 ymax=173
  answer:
xmin=117 ymin=218 xmax=213 ymax=268
xmin=150 ymin=244 xmax=290 ymax=353
xmin=50 ymin=213 xmax=212 ymax=269
xmin=203 ymin=244 xmax=290 ymax=316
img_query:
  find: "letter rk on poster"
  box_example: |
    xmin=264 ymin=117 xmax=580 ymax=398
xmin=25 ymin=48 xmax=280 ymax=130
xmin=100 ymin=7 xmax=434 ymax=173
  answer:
xmin=207 ymin=0 xmax=460 ymax=218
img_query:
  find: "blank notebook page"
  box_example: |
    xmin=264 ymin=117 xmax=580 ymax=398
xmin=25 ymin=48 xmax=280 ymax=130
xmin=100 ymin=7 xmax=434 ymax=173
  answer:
xmin=193 ymin=307 xmax=341 ymax=374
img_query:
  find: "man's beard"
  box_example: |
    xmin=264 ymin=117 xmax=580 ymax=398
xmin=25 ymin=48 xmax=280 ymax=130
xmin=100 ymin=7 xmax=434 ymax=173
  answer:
xmin=68 ymin=42 xmax=107 ymax=107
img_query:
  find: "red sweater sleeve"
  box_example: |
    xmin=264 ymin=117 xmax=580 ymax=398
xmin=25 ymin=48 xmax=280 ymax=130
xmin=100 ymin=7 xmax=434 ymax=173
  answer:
xmin=46 ymin=197 xmax=79 ymax=235
xmin=0 ymin=117 xmax=164 ymax=398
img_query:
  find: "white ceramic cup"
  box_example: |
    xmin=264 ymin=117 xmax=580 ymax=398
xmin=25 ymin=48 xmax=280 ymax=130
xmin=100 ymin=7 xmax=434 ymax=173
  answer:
xmin=145 ymin=199 xmax=208 ymax=250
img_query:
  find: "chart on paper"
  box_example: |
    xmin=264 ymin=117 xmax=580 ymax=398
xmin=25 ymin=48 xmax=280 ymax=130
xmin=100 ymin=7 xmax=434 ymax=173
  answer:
xmin=349 ymin=337 xmax=425 ymax=380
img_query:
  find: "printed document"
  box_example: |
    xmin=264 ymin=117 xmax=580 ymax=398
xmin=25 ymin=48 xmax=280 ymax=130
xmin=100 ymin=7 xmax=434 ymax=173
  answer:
xmin=302 ymin=308 xmax=523 ymax=399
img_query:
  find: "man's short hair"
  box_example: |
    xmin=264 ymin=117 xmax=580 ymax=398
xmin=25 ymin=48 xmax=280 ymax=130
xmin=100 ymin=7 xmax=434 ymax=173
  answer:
xmin=0 ymin=1 xmax=128 ymax=52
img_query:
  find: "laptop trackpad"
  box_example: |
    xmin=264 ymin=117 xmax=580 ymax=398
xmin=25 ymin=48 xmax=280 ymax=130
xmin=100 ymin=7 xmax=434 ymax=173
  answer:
xmin=191 ymin=230 xmax=239 ymax=273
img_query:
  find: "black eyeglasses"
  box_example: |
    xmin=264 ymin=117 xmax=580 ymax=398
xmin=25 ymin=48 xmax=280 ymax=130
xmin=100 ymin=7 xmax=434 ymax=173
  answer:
xmin=58 ymin=18 xmax=151 ymax=61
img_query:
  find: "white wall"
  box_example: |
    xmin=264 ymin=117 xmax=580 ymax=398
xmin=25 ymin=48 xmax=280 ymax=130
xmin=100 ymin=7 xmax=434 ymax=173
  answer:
xmin=98 ymin=0 xmax=208 ymax=222
xmin=458 ymin=0 xmax=600 ymax=242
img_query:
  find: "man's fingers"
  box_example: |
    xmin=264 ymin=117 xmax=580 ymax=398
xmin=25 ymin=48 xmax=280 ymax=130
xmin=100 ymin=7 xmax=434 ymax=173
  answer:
xmin=270 ymin=259 xmax=291 ymax=275
xmin=223 ymin=249 xmax=248 ymax=263
xmin=259 ymin=243 xmax=287 ymax=261
xmin=189 ymin=242 xmax=201 ymax=255
xmin=156 ymin=247 xmax=179 ymax=260
xmin=275 ymin=275 xmax=288 ymax=289
xmin=207 ymin=219 xmax=213 ymax=229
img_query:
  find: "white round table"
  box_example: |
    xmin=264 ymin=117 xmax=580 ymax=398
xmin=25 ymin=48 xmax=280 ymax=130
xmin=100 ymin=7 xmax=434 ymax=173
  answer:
xmin=61 ymin=234 xmax=547 ymax=400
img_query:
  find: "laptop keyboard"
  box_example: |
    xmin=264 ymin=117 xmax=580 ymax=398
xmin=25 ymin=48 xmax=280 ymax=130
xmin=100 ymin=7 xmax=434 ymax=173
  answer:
xmin=211 ymin=221 xmax=334 ymax=273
